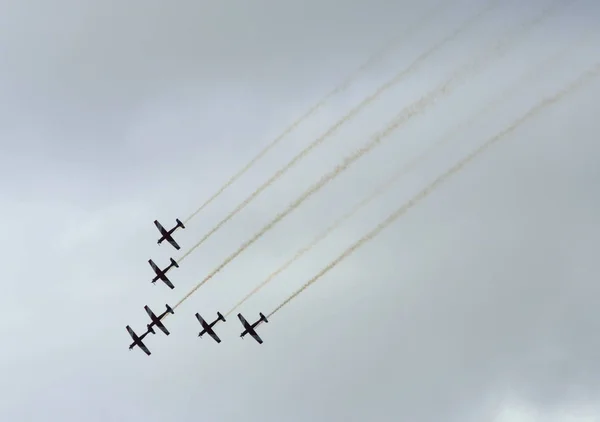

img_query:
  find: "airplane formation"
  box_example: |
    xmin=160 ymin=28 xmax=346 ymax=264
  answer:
xmin=123 ymin=0 xmax=597 ymax=356
xmin=126 ymin=219 xmax=268 ymax=356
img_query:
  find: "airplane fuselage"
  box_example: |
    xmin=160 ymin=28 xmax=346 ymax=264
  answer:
xmin=129 ymin=333 xmax=148 ymax=349
xmin=151 ymin=264 xmax=176 ymax=282
xmin=149 ymin=312 xmax=169 ymax=326
xmin=158 ymin=226 xmax=181 ymax=242
xmin=157 ymin=230 xmax=175 ymax=243
xmin=129 ymin=341 xmax=143 ymax=350
xmin=240 ymin=323 xmax=259 ymax=338
xmin=238 ymin=313 xmax=267 ymax=343
xmin=200 ymin=319 xmax=219 ymax=335
xmin=145 ymin=305 xmax=173 ymax=334
xmin=155 ymin=219 xmax=184 ymax=250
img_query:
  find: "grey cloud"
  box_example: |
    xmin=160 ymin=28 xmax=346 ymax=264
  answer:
xmin=1 ymin=0 xmax=600 ymax=421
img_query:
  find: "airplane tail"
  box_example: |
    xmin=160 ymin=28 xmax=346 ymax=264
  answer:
xmin=260 ymin=313 xmax=268 ymax=323
xmin=217 ymin=312 xmax=225 ymax=322
xmin=165 ymin=304 xmax=174 ymax=314
xmin=147 ymin=325 xmax=156 ymax=334
xmin=170 ymin=258 xmax=179 ymax=268
xmin=176 ymin=218 xmax=185 ymax=229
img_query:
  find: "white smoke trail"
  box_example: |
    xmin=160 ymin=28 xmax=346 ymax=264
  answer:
xmin=181 ymin=2 xmax=451 ymax=226
xmin=268 ymin=62 xmax=600 ymax=318
xmin=224 ymin=166 xmax=403 ymax=317
xmin=176 ymin=0 xmax=500 ymax=263
xmin=172 ymin=0 xmax=560 ymax=310
xmin=225 ymin=33 xmax=585 ymax=316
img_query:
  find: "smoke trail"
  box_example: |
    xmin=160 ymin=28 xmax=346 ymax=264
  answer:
xmin=176 ymin=0 xmax=500 ymax=264
xmin=268 ymin=62 xmax=600 ymax=318
xmin=345 ymin=0 xmax=451 ymax=77
xmin=225 ymin=34 xmax=584 ymax=316
xmin=181 ymin=2 xmax=449 ymax=225
xmin=172 ymin=0 xmax=558 ymax=310
xmin=225 ymin=167 xmax=401 ymax=317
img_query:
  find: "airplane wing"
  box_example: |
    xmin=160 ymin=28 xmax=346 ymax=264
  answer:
xmin=144 ymin=306 xmax=157 ymax=321
xmin=166 ymin=236 xmax=180 ymax=250
xmin=155 ymin=319 xmax=170 ymax=336
xmin=155 ymin=323 xmax=169 ymax=335
xmin=148 ymin=259 xmax=160 ymax=274
xmin=196 ymin=313 xmax=207 ymax=327
xmin=154 ymin=220 xmax=167 ymax=236
xmin=208 ymin=329 xmax=221 ymax=343
xmin=237 ymin=313 xmax=249 ymax=327
xmin=248 ymin=328 xmax=263 ymax=344
xmin=126 ymin=325 xmax=138 ymax=341
xmin=138 ymin=342 xmax=151 ymax=356
xmin=161 ymin=276 xmax=174 ymax=290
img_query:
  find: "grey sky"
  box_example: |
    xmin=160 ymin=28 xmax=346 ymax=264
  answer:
xmin=1 ymin=0 xmax=599 ymax=420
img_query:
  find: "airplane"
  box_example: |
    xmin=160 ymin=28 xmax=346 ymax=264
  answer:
xmin=238 ymin=312 xmax=268 ymax=344
xmin=196 ymin=312 xmax=226 ymax=343
xmin=145 ymin=304 xmax=174 ymax=335
xmin=149 ymin=258 xmax=179 ymax=289
xmin=126 ymin=325 xmax=155 ymax=356
xmin=154 ymin=219 xmax=185 ymax=250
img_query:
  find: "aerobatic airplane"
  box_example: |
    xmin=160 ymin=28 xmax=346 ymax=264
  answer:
xmin=196 ymin=312 xmax=226 ymax=343
xmin=149 ymin=258 xmax=179 ymax=289
xmin=238 ymin=312 xmax=268 ymax=344
xmin=127 ymin=325 xmax=155 ymax=356
xmin=155 ymin=219 xmax=185 ymax=250
xmin=145 ymin=304 xmax=174 ymax=335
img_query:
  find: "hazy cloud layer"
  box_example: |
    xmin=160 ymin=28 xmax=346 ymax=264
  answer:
xmin=1 ymin=0 xmax=599 ymax=420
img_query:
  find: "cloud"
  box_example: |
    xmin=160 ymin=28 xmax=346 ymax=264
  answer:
xmin=0 ymin=0 xmax=599 ymax=420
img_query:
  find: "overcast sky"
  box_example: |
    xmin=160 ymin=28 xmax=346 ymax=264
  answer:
xmin=1 ymin=0 xmax=599 ymax=420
